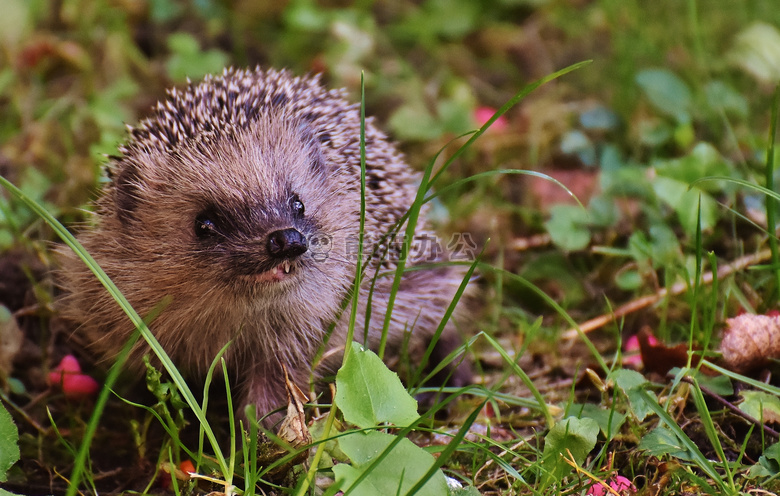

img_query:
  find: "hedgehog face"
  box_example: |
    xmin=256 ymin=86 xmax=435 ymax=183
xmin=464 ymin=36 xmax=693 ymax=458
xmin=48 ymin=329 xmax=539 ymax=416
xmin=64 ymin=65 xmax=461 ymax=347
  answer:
xmin=106 ymin=113 xmax=358 ymax=312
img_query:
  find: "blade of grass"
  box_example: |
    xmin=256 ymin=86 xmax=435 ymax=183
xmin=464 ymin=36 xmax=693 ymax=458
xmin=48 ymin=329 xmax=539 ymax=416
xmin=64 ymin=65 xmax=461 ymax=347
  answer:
xmin=481 ymin=332 xmax=554 ymax=429
xmin=65 ymin=303 xmax=142 ymax=496
xmin=198 ymin=341 xmax=232 ymax=471
xmin=424 ymin=169 xmax=582 ymax=209
xmin=116 ymin=395 xmax=199 ymax=461
xmin=692 ymin=176 xmax=780 ymax=203
xmin=765 ymin=85 xmax=780 ymax=305
xmin=409 ymin=248 xmax=483 ymax=389
xmin=428 ymin=60 xmax=592 ymax=190
xmin=686 ymin=375 xmax=736 ymax=491
xmin=221 ymin=359 xmax=236 ymax=491
xmin=703 ymin=360 xmax=780 ymax=396
xmin=295 ymin=385 xmax=340 ymax=495
xmin=687 ymin=195 xmax=703 ymax=368
xmin=379 ymin=60 xmax=592 ymax=358
xmin=345 ymin=71 xmax=368 ymax=353
xmin=405 ymin=399 xmax=488 ymax=495
xmin=477 ymin=262 xmax=609 ymax=373
xmin=0 ymin=174 xmax=230 ymax=492
xmin=636 ymin=388 xmax=730 ymax=494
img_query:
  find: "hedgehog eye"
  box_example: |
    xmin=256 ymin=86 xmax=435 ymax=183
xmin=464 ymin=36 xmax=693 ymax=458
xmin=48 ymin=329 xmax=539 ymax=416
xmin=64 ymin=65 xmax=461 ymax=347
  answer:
xmin=194 ymin=213 xmax=219 ymax=239
xmin=290 ymin=194 xmax=305 ymax=219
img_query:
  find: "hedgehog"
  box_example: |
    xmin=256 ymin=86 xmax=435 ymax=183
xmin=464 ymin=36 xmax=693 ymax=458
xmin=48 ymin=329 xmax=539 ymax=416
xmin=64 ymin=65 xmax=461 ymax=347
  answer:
xmin=58 ymin=67 xmax=470 ymax=425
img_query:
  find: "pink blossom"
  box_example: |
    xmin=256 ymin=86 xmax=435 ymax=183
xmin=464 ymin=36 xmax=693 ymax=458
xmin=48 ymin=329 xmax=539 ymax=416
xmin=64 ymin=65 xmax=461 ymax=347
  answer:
xmin=474 ymin=106 xmax=508 ymax=131
xmin=622 ymin=335 xmax=642 ymax=367
xmin=587 ymin=475 xmax=636 ymax=495
xmin=48 ymin=354 xmax=100 ymax=399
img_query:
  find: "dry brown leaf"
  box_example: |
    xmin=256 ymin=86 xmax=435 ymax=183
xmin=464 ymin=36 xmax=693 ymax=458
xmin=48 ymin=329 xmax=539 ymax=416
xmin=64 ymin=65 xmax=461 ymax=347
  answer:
xmin=278 ymin=365 xmax=313 ymax=449
xmin=637 ymin=327 xmax=698 ymax=376
xmin=256 ymin=365 xmax=312 ymax=483
xmin=0 ymin=305 xmax=22 ymax=380
xmin=720 ymin=314 xmax=780 ymax=372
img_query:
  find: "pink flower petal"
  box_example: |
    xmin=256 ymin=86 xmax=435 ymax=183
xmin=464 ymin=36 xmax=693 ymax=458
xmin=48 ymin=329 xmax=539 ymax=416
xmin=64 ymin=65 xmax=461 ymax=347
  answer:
xmin=48 ymin=355 xmax=99 ymax=399
xmin=586 ymin=482 xmax=607 ymax=496
xmin=622 ymin=354 xmax=643 ymax=367
xmin=474 ymin=106 xmax=508 ymax=131
xmin=610 ymin=475 xmax=636 ymax=492
xmin=54 ymin=354 xmax=82 ymax=374
xmin=47 ymin=371 xmax=64 ymax=386
xmin=61 ymin=374 xmax=100 ymax=399
xmin=587 ymin=475 xmax=636 ymax=495
xmin=624 ymin=335 xmax=640 ymax=352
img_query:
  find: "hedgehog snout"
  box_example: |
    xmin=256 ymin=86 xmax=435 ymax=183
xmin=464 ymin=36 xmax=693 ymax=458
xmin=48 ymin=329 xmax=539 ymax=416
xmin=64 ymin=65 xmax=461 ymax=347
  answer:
xmin=266 ymin=228 xmax=308 ymax=259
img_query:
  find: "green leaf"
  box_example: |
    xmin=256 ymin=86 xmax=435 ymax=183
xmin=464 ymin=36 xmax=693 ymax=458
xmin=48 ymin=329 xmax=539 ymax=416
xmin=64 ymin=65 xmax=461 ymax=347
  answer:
xmin=166 ymin=33 xmax=229 ymax=82
xmin=698 ymin=374 xmax=733 ymax=397
xmin=638 ymin=425 xmax=695 ymax=460
xmin=437 ymin=98 xmax=474 ymax=136
xmin=609 ymin=369 xmax=656 ymax=421
xmin=654 ymin=142 xmax=732 ymax=187
xmin=450 ymin=484 xmax=482 ymax=496
xmin=147 ymin=0 xmax=185 ymax=22
xmin=651 ymin=176 xmax=718 ymax=235
xmin=668 ymin=367 xmax=733 ymax=396
xmin=335 ymin=342 xmax=419 ymax=428
xmin=615 ymin=269 xmax=642 ymax=290
xmin=635 ymin=68 xmax=693 ymax=124
xmin=567 ymin=403 xmax=626 ymax=441
xmin=0 ymin=401 xmax=19 ymax=481
xmin=540 ymin=417 xmax=598 ymax=488
xmin=388 ymin=103 xmax=443 ymax=141
xmin=705 ymin=81 xmax=749 ymax=118
xmin=284 ymin=0 xmax=332 ymax=31
xmin=628 ymin=224 xmax=681 ymax=269
xmin=739 ymin=391 xmax=780 ymax=424
xmin=545 ymin=204 xmax=590 ymax=251
xmin=587 ymin=196 xmax=619 ymax=228
xmin=332 ymin=430 xmax=448 ymax=496
xmin=748 ymin=442 xmax=780 ymax=479
xmin=144 ymin=356 xmax=187 ymax=412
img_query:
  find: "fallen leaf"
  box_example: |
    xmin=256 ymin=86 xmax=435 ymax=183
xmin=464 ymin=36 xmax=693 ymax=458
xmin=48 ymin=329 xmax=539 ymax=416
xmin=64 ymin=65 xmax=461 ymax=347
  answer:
xmin=720 ymin=313 xmax=780 ymax=372
xmin=637 ymin=327 xmax=695 ymax=376
xmin=0 ymin=305 xmax=22 ymax=380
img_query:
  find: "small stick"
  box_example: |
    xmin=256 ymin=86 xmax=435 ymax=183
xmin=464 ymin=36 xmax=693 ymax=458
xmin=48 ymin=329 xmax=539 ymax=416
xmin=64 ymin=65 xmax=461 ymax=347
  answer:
xmin=509 ymin=233 xmax=551 ymax=251
xmin=562 ymin=249 xmax=772 ymax=340
xmin=0 ymin=390 xmax=48 ymax=435
xmin=679 ymin=375 xmax=779 ymax=440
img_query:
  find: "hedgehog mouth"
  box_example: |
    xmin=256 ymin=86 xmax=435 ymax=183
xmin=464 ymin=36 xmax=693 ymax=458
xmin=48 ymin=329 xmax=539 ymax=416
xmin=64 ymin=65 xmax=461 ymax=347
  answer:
xmin=251 ymin=260 xmax=296 ymax=283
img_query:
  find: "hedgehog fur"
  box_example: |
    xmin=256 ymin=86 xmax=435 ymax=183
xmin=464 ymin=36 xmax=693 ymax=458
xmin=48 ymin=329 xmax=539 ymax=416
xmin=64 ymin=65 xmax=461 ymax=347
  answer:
xmin=58 ymin=67 xmax=469 ymax=424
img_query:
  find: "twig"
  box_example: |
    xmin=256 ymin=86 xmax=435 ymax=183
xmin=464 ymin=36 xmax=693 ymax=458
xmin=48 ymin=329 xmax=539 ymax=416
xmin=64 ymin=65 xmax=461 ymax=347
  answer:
xmin=509 ymin=233 xmax=551 ymax=251
xmin=561 ymin=449 xmax=622 ymax=496
xmin=679 ymin=375 xmax=780 ymax=440
xmin=562 ymin=249 xmax=772 ymax=340
xmin=0 ymin=389 xmax=48 ymax=435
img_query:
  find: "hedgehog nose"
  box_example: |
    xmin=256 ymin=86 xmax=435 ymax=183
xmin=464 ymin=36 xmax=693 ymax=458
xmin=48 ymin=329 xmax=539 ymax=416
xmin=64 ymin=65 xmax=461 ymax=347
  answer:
xmin=267 ymin=228 xmax=308 ymax=259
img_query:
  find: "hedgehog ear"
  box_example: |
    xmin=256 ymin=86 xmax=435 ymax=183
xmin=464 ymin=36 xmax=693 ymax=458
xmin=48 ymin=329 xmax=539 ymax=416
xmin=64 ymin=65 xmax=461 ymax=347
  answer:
xmin=113 ymin=161 xmax=141 ymax=225
xmin=297 ymin=122 xmax=328 ymax=175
